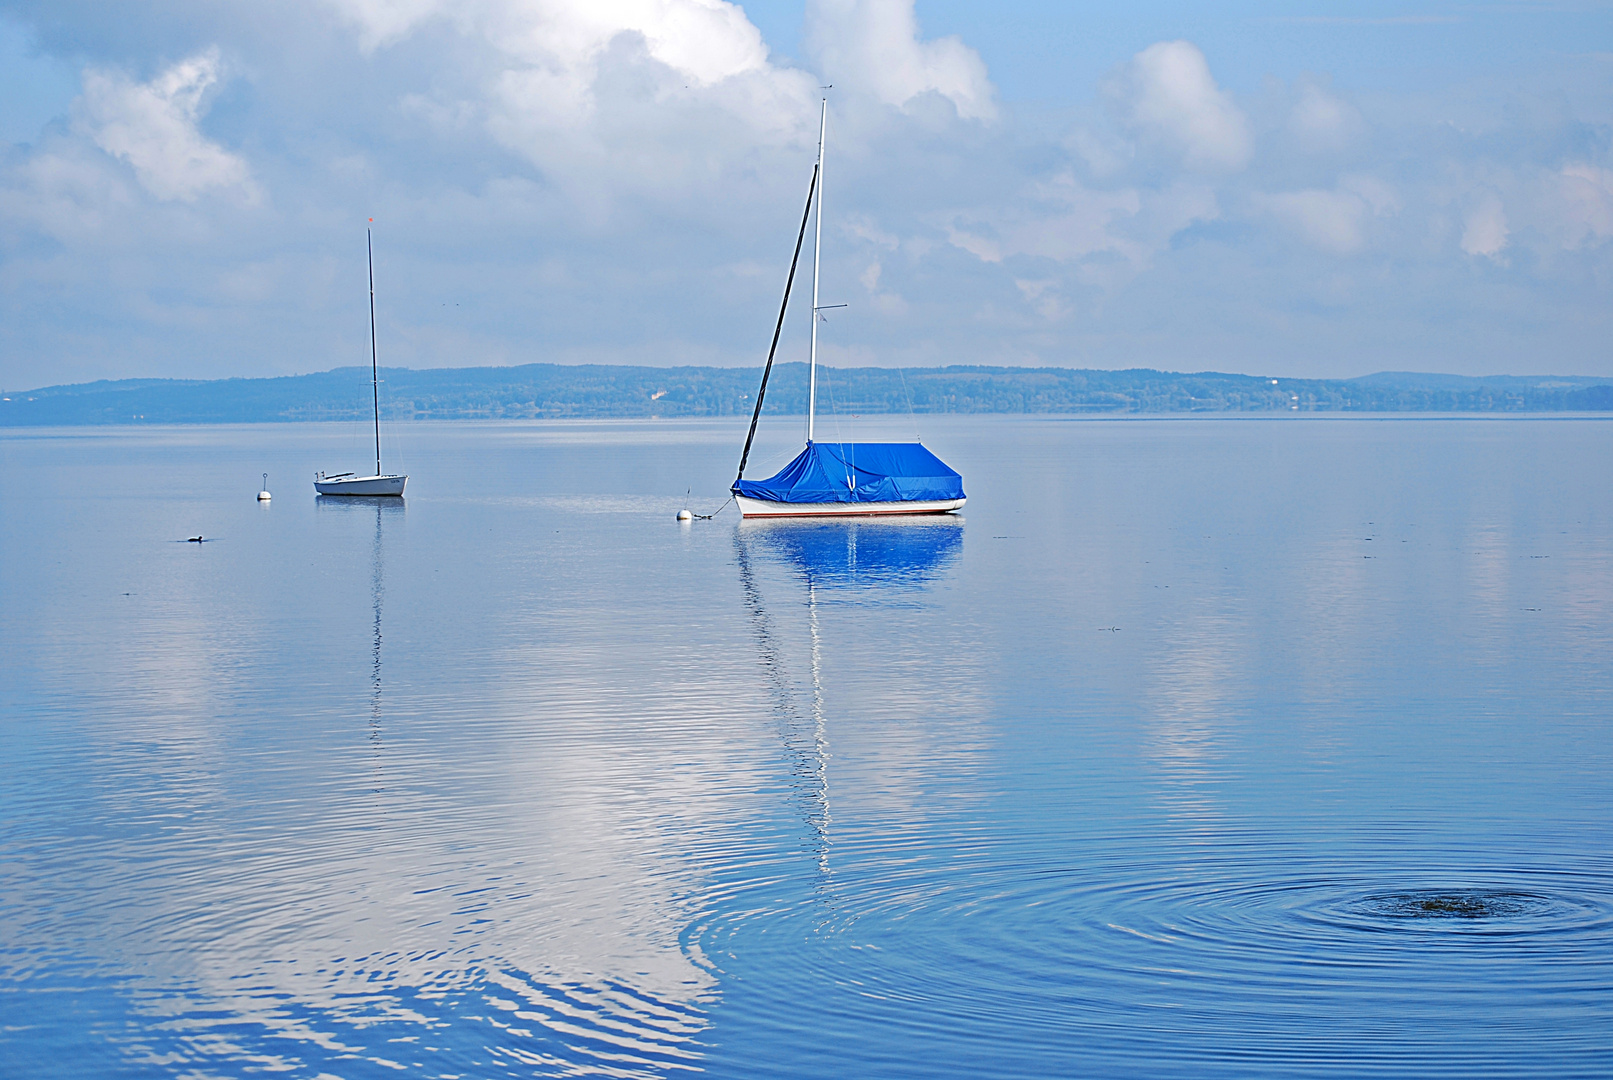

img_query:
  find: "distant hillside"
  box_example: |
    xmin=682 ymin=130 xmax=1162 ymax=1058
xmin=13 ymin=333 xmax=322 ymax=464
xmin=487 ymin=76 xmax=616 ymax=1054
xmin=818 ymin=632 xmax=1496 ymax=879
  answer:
xmin=4 ymin=362 xmax=1611 ymax=426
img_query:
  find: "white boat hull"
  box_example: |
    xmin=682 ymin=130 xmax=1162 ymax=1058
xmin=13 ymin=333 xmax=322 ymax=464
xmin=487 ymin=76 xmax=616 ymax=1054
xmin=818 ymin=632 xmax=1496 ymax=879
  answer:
xmin=314 ymin=474 xmax=407 ymax=496
xmin=735 ymin=494 xmax=964 ymax=518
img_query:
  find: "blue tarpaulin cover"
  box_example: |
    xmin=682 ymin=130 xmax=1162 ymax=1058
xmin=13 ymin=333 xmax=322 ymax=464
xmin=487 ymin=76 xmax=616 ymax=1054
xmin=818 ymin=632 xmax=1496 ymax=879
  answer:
xmin=733 ymin=442 xmax=965 ymax=505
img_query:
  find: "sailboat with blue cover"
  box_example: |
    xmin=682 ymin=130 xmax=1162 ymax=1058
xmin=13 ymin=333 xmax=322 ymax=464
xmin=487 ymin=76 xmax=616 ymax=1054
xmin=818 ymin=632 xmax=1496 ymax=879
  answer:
xmin=732 ymin=101 xmax=965 ymax=519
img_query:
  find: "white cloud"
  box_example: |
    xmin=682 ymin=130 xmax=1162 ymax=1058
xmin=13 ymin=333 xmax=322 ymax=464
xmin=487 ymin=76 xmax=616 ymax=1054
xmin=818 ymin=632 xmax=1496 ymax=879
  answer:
xmin=7 ymin=7 xmax=1613 ymax=386
xmin=806 ymin=0 xmax=996 ymax=121
xmin=1106 ymin=41 xmax=1250 ymax=172
xmin=327 ymin=0 xmax=447 ymax=49
xmin=1269 ymin=189 xmax=1366 ymax=253
xmin=0 ymin=141 xmax=138 ymax=241
xmin=1286 ymin=79 xmax=1363 ymax=155
xmin=333 ymin=0 xmax=774 ymax=84
xmin=315 ymin=0 xmax=1002 ymax=222
xmin=948 ymin=178 xmax=1139 ymax=265
xmin=318 ymin=0 xmax=1003 ymax=214
xmin=945 ymin=174 xmax=1218 ymax=322
xmin=1556 ymin=164 xmax=1613 ymax=248
xmin=1343 ymin=174 xmax=1400 ymax=216
xmin=77 ymin=49 xmax=254 ymax=203
xmin=1014 ymin=277 xmax=1065 ymax=320
xmin=1266 ymin=176 xmax=1398 ymax=255
xmin=855 ymin=259 xmax=907 ymax=315
xmin=843 ymin=213 xmax=900 ymax=250
xmin=481 ymin=0 xmax=777 ymax=96
xmin=327 ymin=0 xmax=822 ymax=207
xmin=1461 ymin=194 xmax=1509 ymax=259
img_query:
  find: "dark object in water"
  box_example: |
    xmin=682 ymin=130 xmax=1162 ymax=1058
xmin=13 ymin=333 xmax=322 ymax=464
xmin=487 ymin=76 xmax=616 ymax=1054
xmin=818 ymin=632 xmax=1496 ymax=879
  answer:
xmin=1363 ymin=890 xmax=1540 ymax=919
xmin=1413 ymin=895 xmax=1493 ymax=916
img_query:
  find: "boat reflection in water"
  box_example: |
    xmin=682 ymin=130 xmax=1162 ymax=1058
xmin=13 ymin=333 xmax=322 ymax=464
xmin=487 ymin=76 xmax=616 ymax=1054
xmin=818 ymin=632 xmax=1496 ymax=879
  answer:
xmin=736 ymin=516 xmax=964 ymax=594
xmin=733 ymin=517 xmax=964 ymax=884
xmin=317 ymin=494 xmax=403 ymax=793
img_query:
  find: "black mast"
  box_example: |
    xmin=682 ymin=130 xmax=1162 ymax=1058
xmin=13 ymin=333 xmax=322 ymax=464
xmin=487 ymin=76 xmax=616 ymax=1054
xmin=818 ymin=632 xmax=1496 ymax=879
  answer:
xmin=735 ymin=162 xmax=819 ymax=485
xmin=368 ymin=228 xmax=381 ymax=477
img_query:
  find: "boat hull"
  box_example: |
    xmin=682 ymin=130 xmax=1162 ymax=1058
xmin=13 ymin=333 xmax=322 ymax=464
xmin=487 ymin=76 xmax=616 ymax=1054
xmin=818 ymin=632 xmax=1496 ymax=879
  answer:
xmin=314 ymin=474 xmax=407 ymax=496
xmin=735 ymin=494 xmax=964 ymax=518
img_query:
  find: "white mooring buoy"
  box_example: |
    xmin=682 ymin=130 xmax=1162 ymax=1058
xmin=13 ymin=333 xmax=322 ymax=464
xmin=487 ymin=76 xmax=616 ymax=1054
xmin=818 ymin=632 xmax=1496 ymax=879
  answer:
xmin=676 ymin=509 xmax=693 ymax=522
xmin=258 ymin=472 xmax=272 ymax=501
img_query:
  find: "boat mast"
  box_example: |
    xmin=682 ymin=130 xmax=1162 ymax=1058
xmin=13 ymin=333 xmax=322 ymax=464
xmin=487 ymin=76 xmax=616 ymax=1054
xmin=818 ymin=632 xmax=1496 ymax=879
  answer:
xmin=368 ymin=227 xmax=381 ymax=477
xmin=808 ymin=99 xmax=826 ymax=444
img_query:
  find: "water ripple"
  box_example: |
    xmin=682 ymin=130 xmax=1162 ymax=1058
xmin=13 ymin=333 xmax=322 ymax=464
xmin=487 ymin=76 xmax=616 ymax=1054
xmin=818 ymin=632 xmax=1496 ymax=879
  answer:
xmin=683 ymin=836 xmax=1613 ymax=1075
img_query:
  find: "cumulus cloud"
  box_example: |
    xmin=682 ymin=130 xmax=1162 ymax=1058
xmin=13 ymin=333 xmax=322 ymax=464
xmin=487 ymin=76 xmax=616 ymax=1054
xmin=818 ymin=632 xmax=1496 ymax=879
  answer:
xmin=842 ymin=213 xmax=900 ymax=250
xmin=326 ymin=0 xmax=822 ymax=209
xmin=948 ymin=182 xmax=1140 ymax=265
xmin=1013 ymin=277 xmax=1065 ymax=320
xmin=5 ymin=7 xmax=1613 ymax=387
xmin=806 ymin=0 xmax=996 ymax=121
xmin=1556 ymin=164 xmax=1613 ymax=248
xmin=326 ymin=0 xmax=448 ymax=49
xmin=1286 ymin=78 xmax=1363 ymax=155
xmin=331 ymin=0 xmax=771 ymax=84
xmin=0 ymin=140 xmax=139 ymax=241
xmin=1461 ymin=194 xmax=1509 ymax=259
xmin=1266 ymin=176 xmax=1398 ymax=255
xmin=318 ymin=0 xmax=999 ymax=214
xmin=1268 ymin=189 xmax=1363 ymax=253
xmin=948 ymin=173 xmax=1218 ymax=289
xmin=77 ymin=49 xmax=253 ymax=203
xmin=1106 ymin=41 xmax=1250 ymax=172
xmin=855 ymin=258 xmax=907 ymax=315
xmin=322 ymin=0 xmax=1002 ymax=168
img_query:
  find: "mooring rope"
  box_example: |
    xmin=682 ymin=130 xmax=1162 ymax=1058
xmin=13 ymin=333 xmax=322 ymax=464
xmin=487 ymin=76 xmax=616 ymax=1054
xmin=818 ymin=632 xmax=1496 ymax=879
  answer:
xmin=693 ymin=495 xmax=734 ymax=520
xmin=681 ymin=490 xmax=734 ymax=520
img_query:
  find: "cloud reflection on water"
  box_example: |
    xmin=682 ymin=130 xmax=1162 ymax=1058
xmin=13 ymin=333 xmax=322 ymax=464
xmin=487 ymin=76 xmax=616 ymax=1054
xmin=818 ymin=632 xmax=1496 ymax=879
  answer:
xmin=1143 ymin=605 xmax=1249 ymax=826
xmin=13 ymin=420 xmax=1611 ymax=1076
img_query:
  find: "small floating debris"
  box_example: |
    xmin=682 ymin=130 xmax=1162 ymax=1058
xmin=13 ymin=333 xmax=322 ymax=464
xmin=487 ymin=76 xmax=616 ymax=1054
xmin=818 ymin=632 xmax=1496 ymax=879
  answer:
xmin=1415 ymin=896 xmax=1493 ymax=916
xmin=1362 ymin=890 xmax=1540 ymax=919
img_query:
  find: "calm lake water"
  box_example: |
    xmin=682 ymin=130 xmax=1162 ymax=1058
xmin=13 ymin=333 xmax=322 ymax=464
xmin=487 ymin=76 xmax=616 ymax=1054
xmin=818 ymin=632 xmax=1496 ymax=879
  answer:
xmin=3 ymin=415 xmax=1612 ymax=1078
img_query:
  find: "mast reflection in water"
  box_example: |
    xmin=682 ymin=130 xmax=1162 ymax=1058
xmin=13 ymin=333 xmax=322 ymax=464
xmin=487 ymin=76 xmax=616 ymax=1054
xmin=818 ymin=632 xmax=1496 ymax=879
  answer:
xmin=317 ymin=494 xmax=403 ymax=794
xmin=733 ymin=517 xmax=965 ymax=880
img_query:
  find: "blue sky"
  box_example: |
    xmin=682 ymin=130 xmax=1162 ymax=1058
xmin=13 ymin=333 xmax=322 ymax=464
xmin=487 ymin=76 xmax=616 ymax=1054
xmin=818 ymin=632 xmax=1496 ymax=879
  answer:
xmin=2 ymin=1 xmax=1611 ymax=389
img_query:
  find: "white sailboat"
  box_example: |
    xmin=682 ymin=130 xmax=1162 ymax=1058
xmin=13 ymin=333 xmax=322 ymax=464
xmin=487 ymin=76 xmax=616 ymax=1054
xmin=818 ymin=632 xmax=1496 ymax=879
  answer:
xmin=731 ymin=100 xmax=965 ymax=518
xmin=316 ymin=227 xmax=408 ymax=497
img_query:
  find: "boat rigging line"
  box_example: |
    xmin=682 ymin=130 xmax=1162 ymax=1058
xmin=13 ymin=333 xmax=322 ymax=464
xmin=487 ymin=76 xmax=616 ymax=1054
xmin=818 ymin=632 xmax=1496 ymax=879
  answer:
xmin=736 ymin=159 xmax=820 ymax=486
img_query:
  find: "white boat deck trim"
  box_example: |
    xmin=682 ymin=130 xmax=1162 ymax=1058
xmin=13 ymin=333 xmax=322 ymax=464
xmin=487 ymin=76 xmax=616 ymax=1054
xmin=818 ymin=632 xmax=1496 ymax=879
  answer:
xmin=735 ymin=495 xmax=964 ymax=518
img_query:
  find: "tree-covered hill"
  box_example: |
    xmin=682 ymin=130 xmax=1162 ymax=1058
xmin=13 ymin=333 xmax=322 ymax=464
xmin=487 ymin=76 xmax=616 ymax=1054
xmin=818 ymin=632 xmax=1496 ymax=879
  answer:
xmin=4 ymin=362 xmax=1610 ymax=426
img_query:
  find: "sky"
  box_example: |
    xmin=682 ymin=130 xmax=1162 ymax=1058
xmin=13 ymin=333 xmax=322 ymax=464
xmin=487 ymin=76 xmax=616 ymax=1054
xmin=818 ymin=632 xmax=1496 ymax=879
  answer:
xmin=2 ymin=1 xmax=1611 ymax=390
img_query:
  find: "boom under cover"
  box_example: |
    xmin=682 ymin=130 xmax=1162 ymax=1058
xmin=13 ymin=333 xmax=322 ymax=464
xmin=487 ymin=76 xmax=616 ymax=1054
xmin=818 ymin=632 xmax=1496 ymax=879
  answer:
xmin=733 ymin=442 xmax=965 ymax=505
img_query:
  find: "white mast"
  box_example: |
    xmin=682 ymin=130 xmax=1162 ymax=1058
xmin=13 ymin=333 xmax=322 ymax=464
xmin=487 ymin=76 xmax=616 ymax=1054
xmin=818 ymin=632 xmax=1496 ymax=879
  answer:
xmin=368 ymin=227 xmax=381 ymax=477
xmin=808 ymin=98 xmax=826 ymax=444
